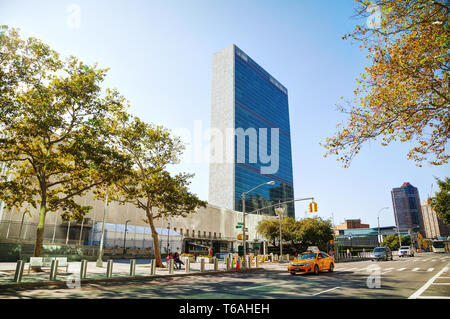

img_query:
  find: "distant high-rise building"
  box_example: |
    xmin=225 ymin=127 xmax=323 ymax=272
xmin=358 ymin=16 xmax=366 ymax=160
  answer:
xmin=421 ymin=200 xmax=450 ymax=238
xmin=391 ymin=182 xmax=425 ymax=234
xmin=208 ymin=44 xmax=295 ymax=217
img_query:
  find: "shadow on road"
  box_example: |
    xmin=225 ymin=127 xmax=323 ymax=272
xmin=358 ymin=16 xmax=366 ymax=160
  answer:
xmin=0 ymin=266 xmax=407 ymax=299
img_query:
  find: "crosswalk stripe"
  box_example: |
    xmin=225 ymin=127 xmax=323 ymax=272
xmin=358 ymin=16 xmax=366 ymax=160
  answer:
xmin=397 ymin=268 xmax=406 ymax=271
xmin=427 ymin=268 xmax=434 ymax=272
xmin=412 ymin=268 xmax=420 ymax=271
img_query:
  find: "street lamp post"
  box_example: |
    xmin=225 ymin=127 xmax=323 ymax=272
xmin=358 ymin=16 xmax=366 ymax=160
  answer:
xmin=275 ymin=205 xmax=285 ymax=261
xmin=392 ymin=196 xmax=403 ymax=247
xmin=123 ymin=219 xmax=131 ymax=254
xmin=167 ymin=223 xmax=171 ymax=253
xmin=96 ymin=188 xmax=109 ymax=267
xmin=241 ymin=181 xmax=275 ymax=256
xmin=377 ymin=207 xmax=389 ymax=247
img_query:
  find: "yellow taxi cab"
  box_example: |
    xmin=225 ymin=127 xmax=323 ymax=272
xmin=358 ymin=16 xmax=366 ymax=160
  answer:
xmin=288 ymin=251 xmax=335 ymax=275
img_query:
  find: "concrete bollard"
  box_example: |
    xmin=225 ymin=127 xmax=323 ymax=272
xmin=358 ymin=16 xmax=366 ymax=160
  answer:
xmin=270 ymin=253 xmax=274 ymax=262
xmin=49 ymin=259 xmax=59 ymax=281
xmin=80 ymin=260 xmax=88 ymax=279
xmin=286 ymin=254 xmax=290 ymax=262
xmin=247 ymin=256 xmax=251 ymax=268
xmin=214 ymin=257 xmax=218 ymax=271
xmin=200 ymin=258 xmax=205 ymax=272
xmin=106 ymin=259 xmax=113 ymax=278
xmin=169 ymin=259 xmax=174 ymax=274
xmin=150 ymin=259 xmax=156 ymax=275
xmin=256 ymin=255 xmax=259 ymax=268
xmin=185 ymin=258 xmax=190 ymax=273
xmin=14 ymin=260 xmax=25 ymax=283
xmin=226 ymin=256 xmax=231 ymax=270
xmin=130 ymin=259 xmax=136 ymax=278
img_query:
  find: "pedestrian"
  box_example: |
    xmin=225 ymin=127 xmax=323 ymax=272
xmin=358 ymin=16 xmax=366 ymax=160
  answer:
xmin=174 ymin=252 xmax=184 ymax=269
xmin=166 ymin=252 xmax=173 ymax=266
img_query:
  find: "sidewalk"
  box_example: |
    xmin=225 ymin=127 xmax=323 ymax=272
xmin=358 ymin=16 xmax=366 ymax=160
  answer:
xmin=0 ymin=259 xmax=263 ymax=289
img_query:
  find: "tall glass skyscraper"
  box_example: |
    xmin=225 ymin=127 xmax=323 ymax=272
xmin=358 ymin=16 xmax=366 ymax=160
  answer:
xmin=391 ymin=182 xmax=425 ymax=234
xmin=209 ymin=45 xmax=295 ymax=217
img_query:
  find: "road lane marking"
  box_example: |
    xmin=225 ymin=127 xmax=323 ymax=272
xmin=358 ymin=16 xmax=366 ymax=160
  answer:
xmin=242 ymin=283 xmax=277 ymax=290
xmin=397 ymin=268 xmax=406 ymax=271
xmin=311 ymin=286 xmax=340 ymax=296
xmin=416 ymin=296 xmax=450 ymax=299
xmin=432 ymin=283 xmax=450 ymax=285
xmin=427 ymin=268 xmax=434 ymax=272
xmin=409 ymin=263 xmax=450 ymax=299
xmin=412 ymin=268 xmax=420 ymax=271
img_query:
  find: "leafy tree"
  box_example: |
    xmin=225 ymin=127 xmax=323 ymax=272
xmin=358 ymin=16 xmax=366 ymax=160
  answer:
xmin=382 ymin=234 xmax=411 ymax=250
xmin=101 ymin=116 xmax=207 ymax=267
xmin=430 ymin=177 xmax=450 ymax=225
xmin=322 ymin=0 xmax=449 ymax=167
xmin=256 ymin=218 xmax=280 ymax=247
xmin=257 ymin=216 xmax=333 ymax=252
xmin=0 ymin=27 xmax=129 ymax=264
xmin=297 ymin=217 xmax=334 ymax=252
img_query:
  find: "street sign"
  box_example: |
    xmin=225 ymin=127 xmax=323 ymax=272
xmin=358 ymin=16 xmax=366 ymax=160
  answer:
xmin=235 ymin=225 xmax=242 ymax=229
xmin=243 ymin=228 xmax=248 ymax=232
xmin=348 ymin=233 xmax=352 ymax=239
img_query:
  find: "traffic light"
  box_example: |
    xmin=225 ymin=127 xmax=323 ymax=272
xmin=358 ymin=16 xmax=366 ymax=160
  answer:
xmin=308 ymin=202 xmax=313 ymax=213
xmin=313 ymin=202 xmax=318 ymax=212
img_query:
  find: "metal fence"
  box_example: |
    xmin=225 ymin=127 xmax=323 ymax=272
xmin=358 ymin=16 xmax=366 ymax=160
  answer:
xmin=0 ymin=220 xmax=183 ymax=252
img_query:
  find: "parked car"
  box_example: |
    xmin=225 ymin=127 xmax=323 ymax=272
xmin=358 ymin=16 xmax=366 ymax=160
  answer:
xmin=371 ymin=247 xmax=393 ymax=261
xmin=398 ymin=246 xmax=414 ymax=257
xmin=288 ymin=251 xmax=334 ymax=275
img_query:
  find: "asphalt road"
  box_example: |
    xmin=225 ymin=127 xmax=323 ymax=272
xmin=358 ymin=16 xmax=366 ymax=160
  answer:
xmin=1 ymin=252 xmax=449 ymax=299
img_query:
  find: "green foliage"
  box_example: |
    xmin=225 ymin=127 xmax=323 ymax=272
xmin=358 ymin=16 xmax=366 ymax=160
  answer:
xmin=256 ymin=216 xmax=334 ymax=252
xmin=430 ymin=177 xmax=450 ymax=225
xmin=323 ymin=0 xmax=449 ymax=167
xmin=296 ymin=217 xmax=334 ymax=252
xmin=0 ymin=26 xmax=130 ymax=258
xmin=100 ymin=115 xmax=207 ymax=267
xmin=381 ymin=234 xmax=411 ymax=250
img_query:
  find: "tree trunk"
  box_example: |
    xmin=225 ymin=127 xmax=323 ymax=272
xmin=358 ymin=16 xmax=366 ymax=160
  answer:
xmin=32 ymin=204 xmax=47 ymax=272
xmin=146 ymin=209 xmax=164 ymax=268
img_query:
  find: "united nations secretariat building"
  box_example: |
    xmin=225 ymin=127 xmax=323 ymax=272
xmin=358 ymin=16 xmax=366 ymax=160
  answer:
xmin=0 ymin=44 xmax=294 ymax=260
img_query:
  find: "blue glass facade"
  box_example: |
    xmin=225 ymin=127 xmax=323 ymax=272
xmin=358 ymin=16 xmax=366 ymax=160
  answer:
xmin=233 ymin=47 xmax=295 ymax=217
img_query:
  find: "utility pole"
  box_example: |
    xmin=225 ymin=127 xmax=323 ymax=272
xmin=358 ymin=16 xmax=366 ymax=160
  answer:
xmin=96 ymin=188 xmax=109 ymax=267
xmin=332 ymin=212 xmax=337 ymax=256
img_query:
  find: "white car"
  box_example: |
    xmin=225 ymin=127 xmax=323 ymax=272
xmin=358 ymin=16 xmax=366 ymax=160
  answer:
xmin=398 ymin=246 xmax=414 ymax=257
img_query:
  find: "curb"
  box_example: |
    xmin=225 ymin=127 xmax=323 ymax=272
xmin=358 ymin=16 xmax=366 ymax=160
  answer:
xmin=0 ymin=267 xmax=265 ymax=290
xmin=335 ymin=258 xmax=371 ymax=263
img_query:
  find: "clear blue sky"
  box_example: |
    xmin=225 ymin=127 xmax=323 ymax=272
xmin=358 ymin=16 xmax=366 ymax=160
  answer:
xmin=1 ymin=0 xmax=448 ymax=228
